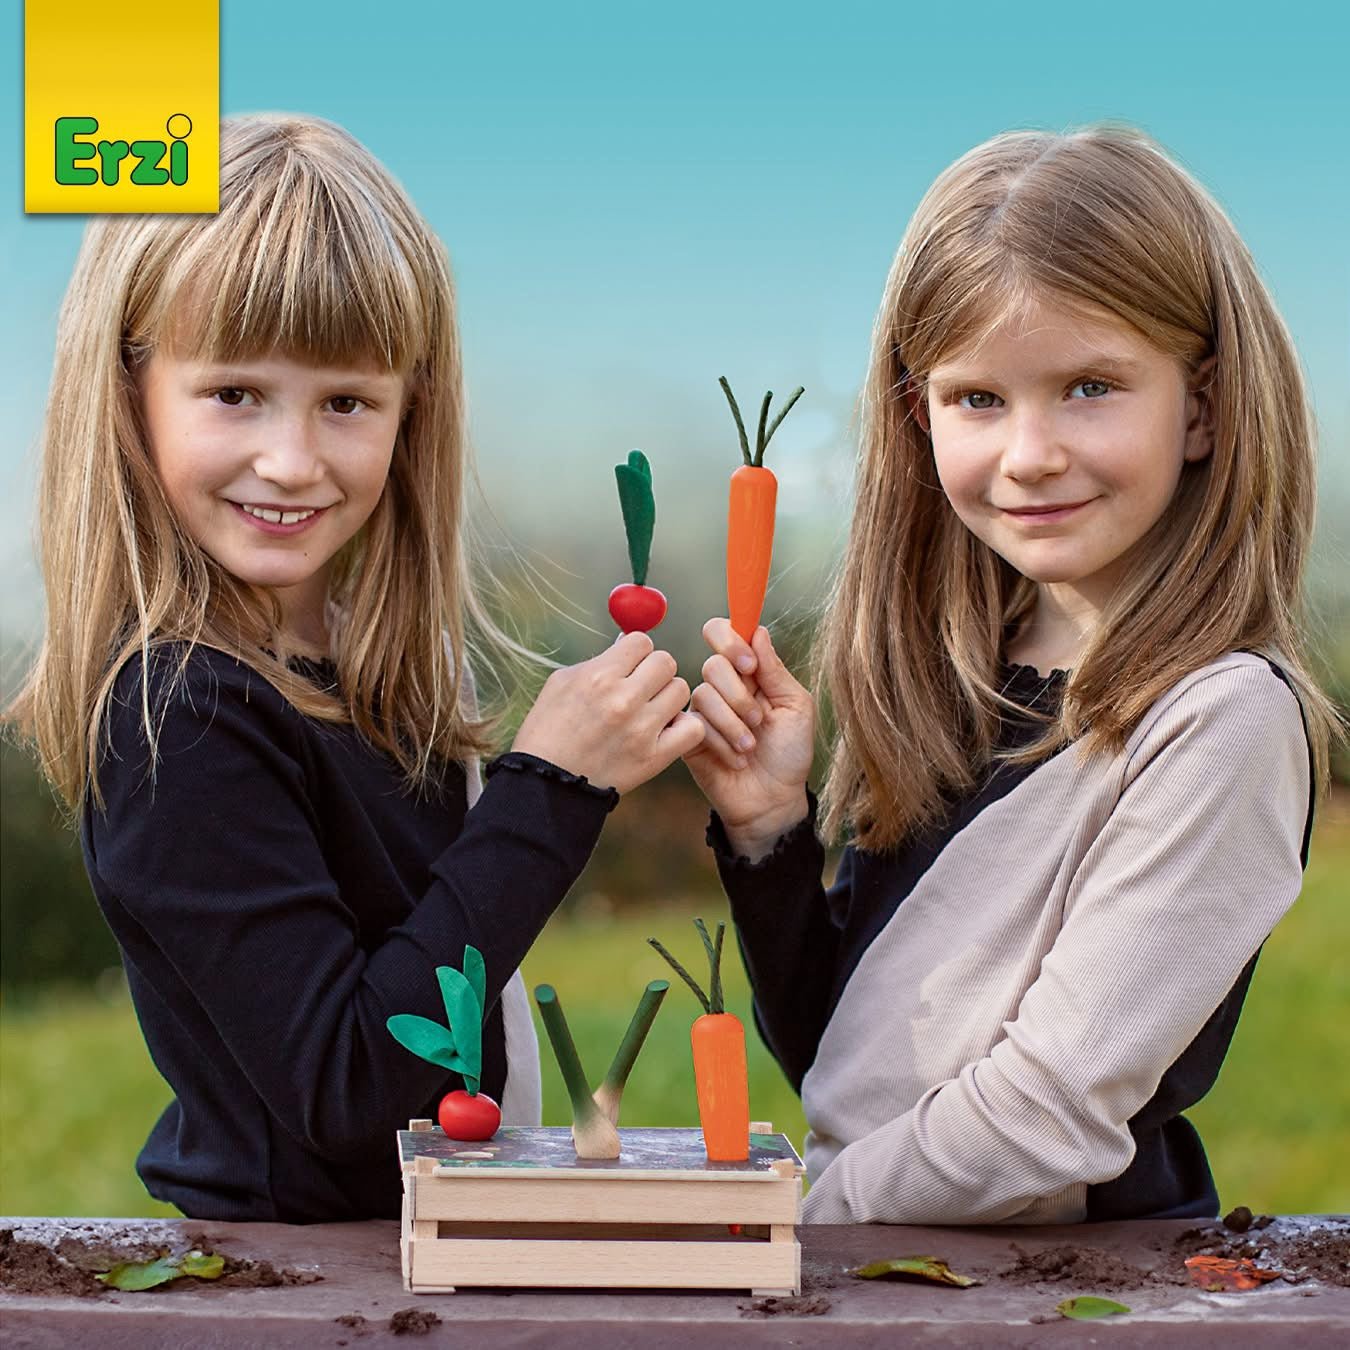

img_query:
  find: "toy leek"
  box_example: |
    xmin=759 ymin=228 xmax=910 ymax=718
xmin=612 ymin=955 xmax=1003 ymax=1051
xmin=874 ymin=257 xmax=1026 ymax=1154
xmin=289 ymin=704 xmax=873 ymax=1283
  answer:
xmin=535 ymin=979 xmax=670 ymax=1158
xmin=719 ymin=378 xmax=805 ymax=642
xmin=608 ymin=449 xmax=668 ymax=632
xmin=648 ymin=918 xmax=749 ymax=1162
xmin=386 ymin=945 xmax=500 ymax=1140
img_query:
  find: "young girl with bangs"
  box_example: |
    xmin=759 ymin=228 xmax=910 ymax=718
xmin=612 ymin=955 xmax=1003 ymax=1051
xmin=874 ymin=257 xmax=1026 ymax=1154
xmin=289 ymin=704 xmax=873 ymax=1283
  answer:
xmin=686 ymin=126 xmax=1339 ymax=1224
xmin=8 ymin=113 xmax=703 ymax=1222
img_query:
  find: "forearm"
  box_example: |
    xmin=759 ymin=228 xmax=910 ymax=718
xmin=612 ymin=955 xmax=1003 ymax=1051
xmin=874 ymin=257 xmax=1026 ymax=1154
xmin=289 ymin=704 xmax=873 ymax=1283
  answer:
xmin=709 ymin=795 xmax=842 ymax=1090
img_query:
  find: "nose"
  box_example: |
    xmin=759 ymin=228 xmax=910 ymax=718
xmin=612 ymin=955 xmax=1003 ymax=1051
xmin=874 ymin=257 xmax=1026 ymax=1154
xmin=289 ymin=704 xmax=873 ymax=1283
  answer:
xmin=999 ymin=406 xmax=1069 ymax=484
xmin=251 ymin=417 xmax=325 ymax=491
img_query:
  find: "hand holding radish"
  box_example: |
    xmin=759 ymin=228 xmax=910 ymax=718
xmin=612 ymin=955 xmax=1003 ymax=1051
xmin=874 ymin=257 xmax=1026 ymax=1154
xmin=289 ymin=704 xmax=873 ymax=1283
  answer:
xmin=684 ymin=620 xmax=814 ymax=861
xmin=512 ymin=631 xmax=702 ymax=794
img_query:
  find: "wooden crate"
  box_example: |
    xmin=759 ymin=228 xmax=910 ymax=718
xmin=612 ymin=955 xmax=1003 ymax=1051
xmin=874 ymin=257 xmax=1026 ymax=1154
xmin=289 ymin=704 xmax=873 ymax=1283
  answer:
xmin=398 ymin=1118 xmax=803 ymax=1295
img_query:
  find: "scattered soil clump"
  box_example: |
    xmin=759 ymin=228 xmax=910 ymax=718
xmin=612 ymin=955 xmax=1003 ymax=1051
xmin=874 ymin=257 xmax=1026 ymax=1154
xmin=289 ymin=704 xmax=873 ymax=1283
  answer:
xmin=389 ymin=1306 xmax=442 ymax=1334
xmin=740 ymin=1292 xmax=832 ymax=1317
xmin=1000 ymin=1243 xmax=1163 ymax=1292
xmin=0 ymin=1229 xmax=105 ymax=1297
xmin=0 ymin=1225 xmax=321 ymax=1296
xmin=1171 ymin=1218 xmax=1350 ymax=1287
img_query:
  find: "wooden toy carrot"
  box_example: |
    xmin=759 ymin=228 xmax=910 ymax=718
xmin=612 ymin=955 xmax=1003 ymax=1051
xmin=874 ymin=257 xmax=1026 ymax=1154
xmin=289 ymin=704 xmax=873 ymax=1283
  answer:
xmin=608 ymin=449 xmax=668 ymax=633
xmin=719 ymin=377 xmax=805 ymax=642
xmin=648 ymin=918 xmax=749 ymax=1162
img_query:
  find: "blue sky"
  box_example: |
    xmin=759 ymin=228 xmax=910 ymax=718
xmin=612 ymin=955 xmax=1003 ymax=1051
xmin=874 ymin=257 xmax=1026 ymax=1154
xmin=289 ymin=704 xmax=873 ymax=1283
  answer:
xmin=3 ymin=1 xmax=1346 ymax=646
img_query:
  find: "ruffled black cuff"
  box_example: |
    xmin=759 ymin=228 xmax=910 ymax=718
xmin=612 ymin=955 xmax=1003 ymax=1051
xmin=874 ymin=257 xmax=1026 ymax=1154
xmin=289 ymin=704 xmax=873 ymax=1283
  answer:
xmin=485 ymin=751 xmax=620 ymax=813
xmin=706 ymin=788 xmax=819 ymax=870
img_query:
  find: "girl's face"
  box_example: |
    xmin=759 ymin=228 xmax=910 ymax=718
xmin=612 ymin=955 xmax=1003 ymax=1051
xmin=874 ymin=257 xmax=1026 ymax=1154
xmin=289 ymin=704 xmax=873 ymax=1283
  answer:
xmin=139 ymin=348 xmax=407 ymax=647
xmin=925 ymin=294 xmax=1212 ymax=618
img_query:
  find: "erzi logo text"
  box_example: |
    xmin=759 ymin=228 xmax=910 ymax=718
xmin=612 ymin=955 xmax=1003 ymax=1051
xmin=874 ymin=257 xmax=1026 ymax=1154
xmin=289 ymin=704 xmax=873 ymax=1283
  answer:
xmin=55 ymin=114 xmax=193 ymax=187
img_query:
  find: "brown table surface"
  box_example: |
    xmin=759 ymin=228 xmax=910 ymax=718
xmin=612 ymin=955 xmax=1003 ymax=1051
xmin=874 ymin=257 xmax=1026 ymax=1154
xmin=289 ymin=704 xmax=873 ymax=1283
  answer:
xmin=2 ymin=1214 xmax=1347 ymax=1346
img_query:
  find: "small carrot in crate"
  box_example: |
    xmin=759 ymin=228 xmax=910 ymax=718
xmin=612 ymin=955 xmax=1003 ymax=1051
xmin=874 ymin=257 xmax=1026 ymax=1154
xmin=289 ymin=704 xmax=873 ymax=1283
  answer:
xmin=608 ymin=449 xmax=668 ymax=633
xmin=719 ymin=377 xmax=804 ymax=642
xmin=648 ymin=918 xmax=749 ymax=1162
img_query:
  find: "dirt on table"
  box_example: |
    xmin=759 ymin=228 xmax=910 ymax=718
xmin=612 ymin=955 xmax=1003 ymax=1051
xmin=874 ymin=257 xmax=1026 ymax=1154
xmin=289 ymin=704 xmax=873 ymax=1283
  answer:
xmin=389 ymin=1306 xmax=442 ymax=1334
xmin=0 ymin=1223 xmax=321 ymax=1297
xmin=999 ymin=1242 xmax=1171 ymax=1292
xmin=1168 ymin=1215 xmax=1350 ymax=1288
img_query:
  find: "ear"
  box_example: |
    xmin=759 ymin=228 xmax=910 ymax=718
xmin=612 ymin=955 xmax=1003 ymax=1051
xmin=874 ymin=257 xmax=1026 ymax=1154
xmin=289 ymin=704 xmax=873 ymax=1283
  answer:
xmin=1183 ymin=355 xmax=1216 ymax=463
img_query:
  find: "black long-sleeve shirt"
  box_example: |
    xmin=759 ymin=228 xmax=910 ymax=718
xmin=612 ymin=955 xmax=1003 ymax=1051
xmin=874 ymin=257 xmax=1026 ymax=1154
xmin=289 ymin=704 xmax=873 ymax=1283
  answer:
xmin=82 ymin=643 xmax=616 ymax=1222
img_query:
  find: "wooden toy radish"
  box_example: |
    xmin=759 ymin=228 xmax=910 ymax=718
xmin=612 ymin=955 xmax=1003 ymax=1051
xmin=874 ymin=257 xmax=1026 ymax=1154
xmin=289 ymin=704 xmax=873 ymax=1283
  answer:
xmin=648 ymin=918 xmax=750 ymax=1162
xmin=608 ymin=449 xmax=668 ymax=632
xmin=718 ymin=377 xmax=805 ymax=642
xmin=386 ymin=945 xmax=500 ymax=1141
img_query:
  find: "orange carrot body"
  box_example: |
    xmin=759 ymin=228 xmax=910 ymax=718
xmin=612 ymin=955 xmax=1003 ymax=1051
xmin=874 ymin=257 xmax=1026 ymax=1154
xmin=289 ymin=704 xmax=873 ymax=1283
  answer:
xmin=727 ymin=464 xmax=777 ymax=642
xmin=690 ymin=1011 xmax=749 ymax=1161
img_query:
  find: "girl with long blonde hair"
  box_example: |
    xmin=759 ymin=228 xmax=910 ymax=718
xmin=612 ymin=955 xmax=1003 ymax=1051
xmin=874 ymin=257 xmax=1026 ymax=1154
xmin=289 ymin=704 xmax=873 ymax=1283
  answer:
xmin=685 ymin=126 xmax=1338 ymax=1224
xmin=7 ymin=113 xmax=702 ymax=1221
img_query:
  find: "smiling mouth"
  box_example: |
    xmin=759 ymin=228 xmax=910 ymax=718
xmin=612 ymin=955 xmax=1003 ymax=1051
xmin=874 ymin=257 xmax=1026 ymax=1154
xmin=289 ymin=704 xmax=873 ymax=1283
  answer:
xmin=1001 ymin=500 xmax=1094 ymax=519
xmin=231 ymin=502 xmax=330 ymax=525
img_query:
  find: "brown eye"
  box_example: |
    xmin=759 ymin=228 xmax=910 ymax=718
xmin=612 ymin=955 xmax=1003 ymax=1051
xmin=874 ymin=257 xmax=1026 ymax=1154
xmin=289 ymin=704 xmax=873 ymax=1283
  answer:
xmin=329 ymin=396 xmax=361 ymax=415
xmin=959 ymin=390 xmax=999 ymax=410
xmin=216 ymin=388 xmax=247 ymax=406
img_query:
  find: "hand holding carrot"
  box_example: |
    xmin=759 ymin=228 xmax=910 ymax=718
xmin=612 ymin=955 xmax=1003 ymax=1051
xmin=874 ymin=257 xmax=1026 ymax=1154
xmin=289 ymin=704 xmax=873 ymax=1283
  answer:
xmin=684 ymin=620 xmax=814 ymax=861
xmin=513 ymin=632 xmax=703 ymax=794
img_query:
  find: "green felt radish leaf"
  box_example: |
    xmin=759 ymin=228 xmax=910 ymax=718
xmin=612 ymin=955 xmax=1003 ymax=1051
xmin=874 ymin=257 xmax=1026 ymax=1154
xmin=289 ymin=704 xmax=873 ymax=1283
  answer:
xmin=853 ymin=1256 xmax=982 ymax=1287
xmin=1056 ymin=1296 xmax=1130 ymax=1320
xmin=615 ymin=450 xmax=656 ymax=586
xmin=387 ymin=1014 xmax=463 ymax=1070
xmin=462 ymin=945 xmax=487 ymax=1021
xmin=436 ymin=966 xmax=484 ymax=1091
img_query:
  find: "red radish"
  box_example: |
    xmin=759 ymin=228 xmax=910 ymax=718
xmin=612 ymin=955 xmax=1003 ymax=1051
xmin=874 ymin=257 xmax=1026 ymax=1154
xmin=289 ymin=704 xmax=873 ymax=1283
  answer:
xmin=608 ymin=582 xmax=667 ymax=633
xmin=386 ymin=946 xmax=501 ymax=1143
xmin=437 ymin=1089 xmax=501 ymax=1141
xmin=611 ymin=450 xmax=667 ymax=633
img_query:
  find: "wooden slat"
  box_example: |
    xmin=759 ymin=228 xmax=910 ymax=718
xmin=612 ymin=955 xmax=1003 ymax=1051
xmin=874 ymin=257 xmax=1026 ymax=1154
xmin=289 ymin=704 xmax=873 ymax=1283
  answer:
xmin=410 ymin=1237 xmax=798 ymax=1291
xmin=414 ymin=1176 xmax=799 ymax=1225
xmin=430 ymin=1222 xmax=775 ymax=1241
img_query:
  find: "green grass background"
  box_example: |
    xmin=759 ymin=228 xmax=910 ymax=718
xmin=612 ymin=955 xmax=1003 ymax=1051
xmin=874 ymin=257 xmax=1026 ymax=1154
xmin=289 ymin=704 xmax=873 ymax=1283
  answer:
xmin=2 ymin=812 xmax=1346 ymax=1219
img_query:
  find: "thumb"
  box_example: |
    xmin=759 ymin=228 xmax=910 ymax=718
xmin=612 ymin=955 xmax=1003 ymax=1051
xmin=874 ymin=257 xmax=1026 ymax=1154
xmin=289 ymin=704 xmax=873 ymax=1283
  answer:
xmin=749 ymin=626 xmax=802 ymax=701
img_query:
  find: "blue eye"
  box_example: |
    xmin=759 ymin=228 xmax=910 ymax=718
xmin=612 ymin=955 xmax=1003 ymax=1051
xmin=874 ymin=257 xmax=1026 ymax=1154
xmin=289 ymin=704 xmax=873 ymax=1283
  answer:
xmin=1070 ymin=380 xmax=1111 ymax=399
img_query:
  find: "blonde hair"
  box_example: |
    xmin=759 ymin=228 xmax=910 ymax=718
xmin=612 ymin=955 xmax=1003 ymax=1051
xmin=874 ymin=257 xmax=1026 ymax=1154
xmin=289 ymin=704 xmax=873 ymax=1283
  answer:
xmin=8 ymin=112 xmax=517 ymax=809
xmin=819 ymin=125 xmax=1340 ymax=849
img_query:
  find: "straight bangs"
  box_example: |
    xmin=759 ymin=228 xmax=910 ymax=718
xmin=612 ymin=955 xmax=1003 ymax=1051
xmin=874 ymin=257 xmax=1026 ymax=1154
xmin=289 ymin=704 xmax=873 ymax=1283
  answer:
xmin=129 ymin=120 xmax=434 ymax=376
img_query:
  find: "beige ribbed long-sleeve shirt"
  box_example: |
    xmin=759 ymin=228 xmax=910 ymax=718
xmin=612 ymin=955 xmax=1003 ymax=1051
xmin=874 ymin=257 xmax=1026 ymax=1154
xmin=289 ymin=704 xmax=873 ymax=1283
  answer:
xmin=713 ymin=652 xmax=1310 ymax=1225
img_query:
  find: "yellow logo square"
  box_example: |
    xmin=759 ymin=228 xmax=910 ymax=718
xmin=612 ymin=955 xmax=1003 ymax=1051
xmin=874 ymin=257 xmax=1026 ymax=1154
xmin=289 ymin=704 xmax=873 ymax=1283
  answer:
xmin=24 ymin=0 xmax=219 ymax=213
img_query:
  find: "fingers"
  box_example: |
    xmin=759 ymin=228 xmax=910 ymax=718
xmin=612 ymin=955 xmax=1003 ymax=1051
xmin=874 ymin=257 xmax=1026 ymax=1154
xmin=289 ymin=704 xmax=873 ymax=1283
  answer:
xmin=748 ymin=625 xmax=804 ymax=701
xmin=646 ymin=670 xmax=693 ymax=728
xmin=656 ymin=709 xmax=706 ymax=761
xmin=702 ymin=617 xmax=757 ymax=676
xmin=600 ymin=629 xmax=656 ymax=674
xmin=691 ymin=669 xmax=759 ymax=759
xmin=688 ymin=710 xmax=749 ymax=771
xmin=627 ymin=646 xmax=680 ymax=701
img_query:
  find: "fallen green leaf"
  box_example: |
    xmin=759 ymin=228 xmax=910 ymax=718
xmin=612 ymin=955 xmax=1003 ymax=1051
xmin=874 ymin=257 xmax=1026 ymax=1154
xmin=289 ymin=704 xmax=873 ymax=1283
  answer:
xmin=96 ymin=1249 xmax=226 ymax=1291
xmin=179 ymin=1250 xmax=225 ymax=1279
xmin=1056 ymin=1295 xmax=1130 ymax=1320
xmin=853 ymin=1256 xmax=982 ymax=1287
